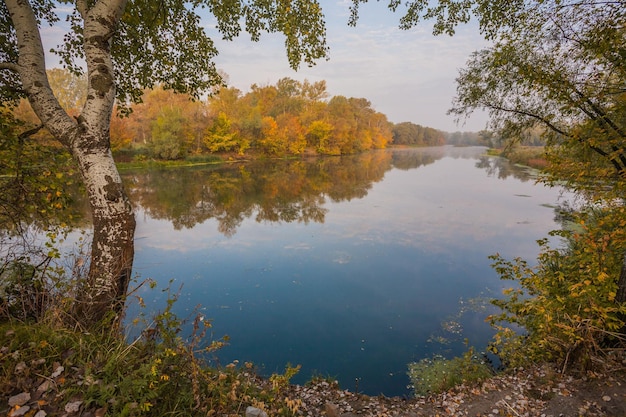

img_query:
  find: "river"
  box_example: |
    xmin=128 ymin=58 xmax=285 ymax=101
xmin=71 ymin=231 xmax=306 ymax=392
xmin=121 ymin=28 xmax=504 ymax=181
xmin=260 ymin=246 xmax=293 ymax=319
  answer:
xmin=120 ymin=146 xmax=569 ymax=396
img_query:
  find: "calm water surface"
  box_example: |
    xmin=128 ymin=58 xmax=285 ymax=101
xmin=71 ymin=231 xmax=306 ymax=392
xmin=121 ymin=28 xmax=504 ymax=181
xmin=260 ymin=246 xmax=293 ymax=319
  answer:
xmin=123 ymin=146 xmax=569 ymax=396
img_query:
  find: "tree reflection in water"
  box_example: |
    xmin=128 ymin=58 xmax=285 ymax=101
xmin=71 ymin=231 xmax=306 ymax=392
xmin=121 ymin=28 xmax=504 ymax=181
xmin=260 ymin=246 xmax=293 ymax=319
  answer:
xmin=124 ymin=149 xmax=455 ymax=236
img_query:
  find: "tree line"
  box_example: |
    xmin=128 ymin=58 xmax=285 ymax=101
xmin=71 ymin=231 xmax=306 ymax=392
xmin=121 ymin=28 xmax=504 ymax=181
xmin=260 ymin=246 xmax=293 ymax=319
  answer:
xmin=120 ymin=78 xmax=394 ymax=158
xmin=9 ymin=71 xmax=451 ymax=161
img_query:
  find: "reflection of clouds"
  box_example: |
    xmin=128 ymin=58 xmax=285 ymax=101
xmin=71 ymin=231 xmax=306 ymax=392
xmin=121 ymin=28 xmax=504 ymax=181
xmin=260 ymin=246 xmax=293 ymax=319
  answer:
xmin=135 ymin=207 xmax=281 ymax=254
xmin=135 ymin=212 xmax=226 ymax=253
xmin=133 ymin=149 xmax=572 ymax=266
xmin=332 ymin=251 xmax=352 ymax=264
xmin=321 ymin=155 xmax=572 ymax=258
xmin=284 ymin=243 xmax=312 ymax=251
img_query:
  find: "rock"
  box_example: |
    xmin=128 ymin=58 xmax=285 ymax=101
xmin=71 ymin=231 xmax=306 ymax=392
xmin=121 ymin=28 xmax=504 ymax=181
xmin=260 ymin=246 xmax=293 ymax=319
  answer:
xmin=8 ymin=392 xmax=31 ymax=407
xmin=34 ymin=411 xmax=47 ymax=417
xmin=37 ymin=379 xmax=54 ymax=393
xmin=325 ymin=402 xmax=341 ymax=417
xmin=245 ymin=406 xmax=268 ymax=417
xmin=65 ymin=400 xmax=83 ymax=413
xmin=9 ymin=405 xmax=30 ymax=417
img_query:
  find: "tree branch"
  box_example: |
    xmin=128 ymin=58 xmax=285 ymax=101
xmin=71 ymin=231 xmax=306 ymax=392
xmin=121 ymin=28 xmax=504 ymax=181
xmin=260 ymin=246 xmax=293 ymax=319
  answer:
xmin=482 ymin=100 xmax=571 ymax=137
xmin=76 ymin=0 xmax=87 ymax=18
xmin=0 ymin=62 xmax=19 ymax=72
xmin=4 ymin=0 xmax=76 ymax=144
xmin=483 ymin=100 xmax=626 ymax=173
xmin=575 ymin=90 xmax=626 ymax=141
xmin=18 ymin=124 xmax=44 ymax=140
xmin=572 ymin=90 xmax=626 ymax=172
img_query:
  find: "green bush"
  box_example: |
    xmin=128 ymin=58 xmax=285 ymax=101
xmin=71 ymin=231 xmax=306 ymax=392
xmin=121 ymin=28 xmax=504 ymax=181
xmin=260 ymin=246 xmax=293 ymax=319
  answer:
xmin=407 ymin=348 xmax=493 ymax=396
xmin=488 ymin=206 xmax=626 ymax=371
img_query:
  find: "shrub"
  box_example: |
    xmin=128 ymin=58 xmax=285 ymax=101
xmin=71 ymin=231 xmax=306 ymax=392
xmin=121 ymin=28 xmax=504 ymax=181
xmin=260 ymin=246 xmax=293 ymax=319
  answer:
xmin=407 ymin=348 xmax=493 ymax=396
xmin=488 ymin=206 xmax=626 ymax=371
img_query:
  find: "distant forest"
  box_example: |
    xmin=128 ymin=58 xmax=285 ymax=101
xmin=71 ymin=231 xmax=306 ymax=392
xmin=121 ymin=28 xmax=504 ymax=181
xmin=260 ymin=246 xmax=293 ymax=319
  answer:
xmin=10 ymin=70 xmax=526 ymax=160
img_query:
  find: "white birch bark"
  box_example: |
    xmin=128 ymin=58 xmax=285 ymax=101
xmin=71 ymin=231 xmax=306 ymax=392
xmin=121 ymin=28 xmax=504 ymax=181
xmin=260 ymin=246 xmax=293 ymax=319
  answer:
xmin=5 ymin=0 xmax=136 ymax=327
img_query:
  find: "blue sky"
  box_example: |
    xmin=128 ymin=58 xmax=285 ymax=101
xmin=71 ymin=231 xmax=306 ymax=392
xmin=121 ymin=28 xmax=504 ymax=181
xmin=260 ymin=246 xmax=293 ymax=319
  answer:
xmin=43 ymin=1 xmax=490 ymax=132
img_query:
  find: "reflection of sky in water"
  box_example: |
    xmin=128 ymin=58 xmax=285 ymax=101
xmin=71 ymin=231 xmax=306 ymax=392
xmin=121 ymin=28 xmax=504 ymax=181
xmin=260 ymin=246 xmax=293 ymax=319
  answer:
xmin=130 ymin=148 xmax=571 ymax=396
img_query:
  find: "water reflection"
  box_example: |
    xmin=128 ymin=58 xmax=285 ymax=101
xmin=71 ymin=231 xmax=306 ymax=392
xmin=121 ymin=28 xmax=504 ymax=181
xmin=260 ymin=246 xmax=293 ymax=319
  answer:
xmin=475 ymin=154 xmax=538 ymax=182
xmin=125 ymin=147 xmax=529 ymax=236
xmin=125 ymin=146 xmax=570 ymax=396
xmin=124 ymin=151 xmax=398 ymax=235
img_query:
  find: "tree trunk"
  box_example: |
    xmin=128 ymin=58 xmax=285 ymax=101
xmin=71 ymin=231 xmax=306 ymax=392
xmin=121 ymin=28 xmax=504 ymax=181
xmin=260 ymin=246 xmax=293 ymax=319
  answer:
xmin=5 ymin=0 xmax=134 ymax=329
xmin=71 ymin=141 xmax=136 ymax=327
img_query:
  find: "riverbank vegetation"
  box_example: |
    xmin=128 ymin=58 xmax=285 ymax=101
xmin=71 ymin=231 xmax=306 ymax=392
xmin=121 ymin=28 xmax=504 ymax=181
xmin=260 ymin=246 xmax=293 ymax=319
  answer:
xmin=0 ymin=278 xmax=304 ymax=416
xmin=489 ymin=146 xmax=548 ymax=170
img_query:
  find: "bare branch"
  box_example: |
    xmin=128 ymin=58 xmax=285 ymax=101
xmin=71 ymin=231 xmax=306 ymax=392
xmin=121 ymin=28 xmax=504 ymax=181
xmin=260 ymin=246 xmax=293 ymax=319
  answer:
xmin=18 ymin=124 xmax=44 ymax=140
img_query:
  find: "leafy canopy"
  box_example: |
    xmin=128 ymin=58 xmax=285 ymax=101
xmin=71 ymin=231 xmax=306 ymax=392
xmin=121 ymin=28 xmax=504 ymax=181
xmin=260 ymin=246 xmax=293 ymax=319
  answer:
xmin=0 ymin=0 xmax=329 ymax=107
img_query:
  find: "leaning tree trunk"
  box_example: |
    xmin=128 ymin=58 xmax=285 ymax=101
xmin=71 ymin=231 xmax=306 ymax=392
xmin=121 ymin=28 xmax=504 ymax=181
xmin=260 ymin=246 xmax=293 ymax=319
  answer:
xmin=66 ymin=0 xmax=135 ymax=328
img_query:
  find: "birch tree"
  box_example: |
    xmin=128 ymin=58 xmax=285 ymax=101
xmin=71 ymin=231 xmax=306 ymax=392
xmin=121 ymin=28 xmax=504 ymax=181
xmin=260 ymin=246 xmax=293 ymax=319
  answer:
xmin=0 ymin=0 xmax=328 ymax=328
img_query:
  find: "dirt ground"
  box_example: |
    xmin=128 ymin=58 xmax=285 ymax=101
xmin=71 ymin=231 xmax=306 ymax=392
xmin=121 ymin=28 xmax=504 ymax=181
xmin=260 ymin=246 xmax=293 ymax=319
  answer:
xmin=4 ymin=361 xmax=626 ymax=416
xmin=287 ymin=364 xmax=626 ymax=417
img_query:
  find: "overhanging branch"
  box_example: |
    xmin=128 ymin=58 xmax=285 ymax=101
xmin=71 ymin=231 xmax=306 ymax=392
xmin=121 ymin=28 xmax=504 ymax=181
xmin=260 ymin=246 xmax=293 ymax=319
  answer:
xmin=18 ymin=124 xmax=44 ymax=140
xmin=483 ymin=100 xmax=625 ymax=173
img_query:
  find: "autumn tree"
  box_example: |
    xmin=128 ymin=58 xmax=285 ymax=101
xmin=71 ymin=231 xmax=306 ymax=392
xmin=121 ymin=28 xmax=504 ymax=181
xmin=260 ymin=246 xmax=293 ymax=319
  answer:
xmin=1 ymin=0 xmax=328 ymax=328
xmin=204 ymin=111 xmax=248 ymax=154
xmin=392 ymin=122 xmax=445 ymax=146
xmin=199 ymin=78 xmax=390 ymax=156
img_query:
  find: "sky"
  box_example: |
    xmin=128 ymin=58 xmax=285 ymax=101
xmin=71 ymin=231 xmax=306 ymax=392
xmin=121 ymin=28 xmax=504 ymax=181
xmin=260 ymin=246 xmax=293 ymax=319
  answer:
xmin=42 ymin=1 xmax=491 ymax=132
xmin=205 ymin=1 xmax=491 ymax=132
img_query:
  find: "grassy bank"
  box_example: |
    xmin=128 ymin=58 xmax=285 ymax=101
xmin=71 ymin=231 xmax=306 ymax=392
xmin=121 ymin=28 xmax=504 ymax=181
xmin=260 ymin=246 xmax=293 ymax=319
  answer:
xmin=1 ymin=315 xmax=302 ymax=417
